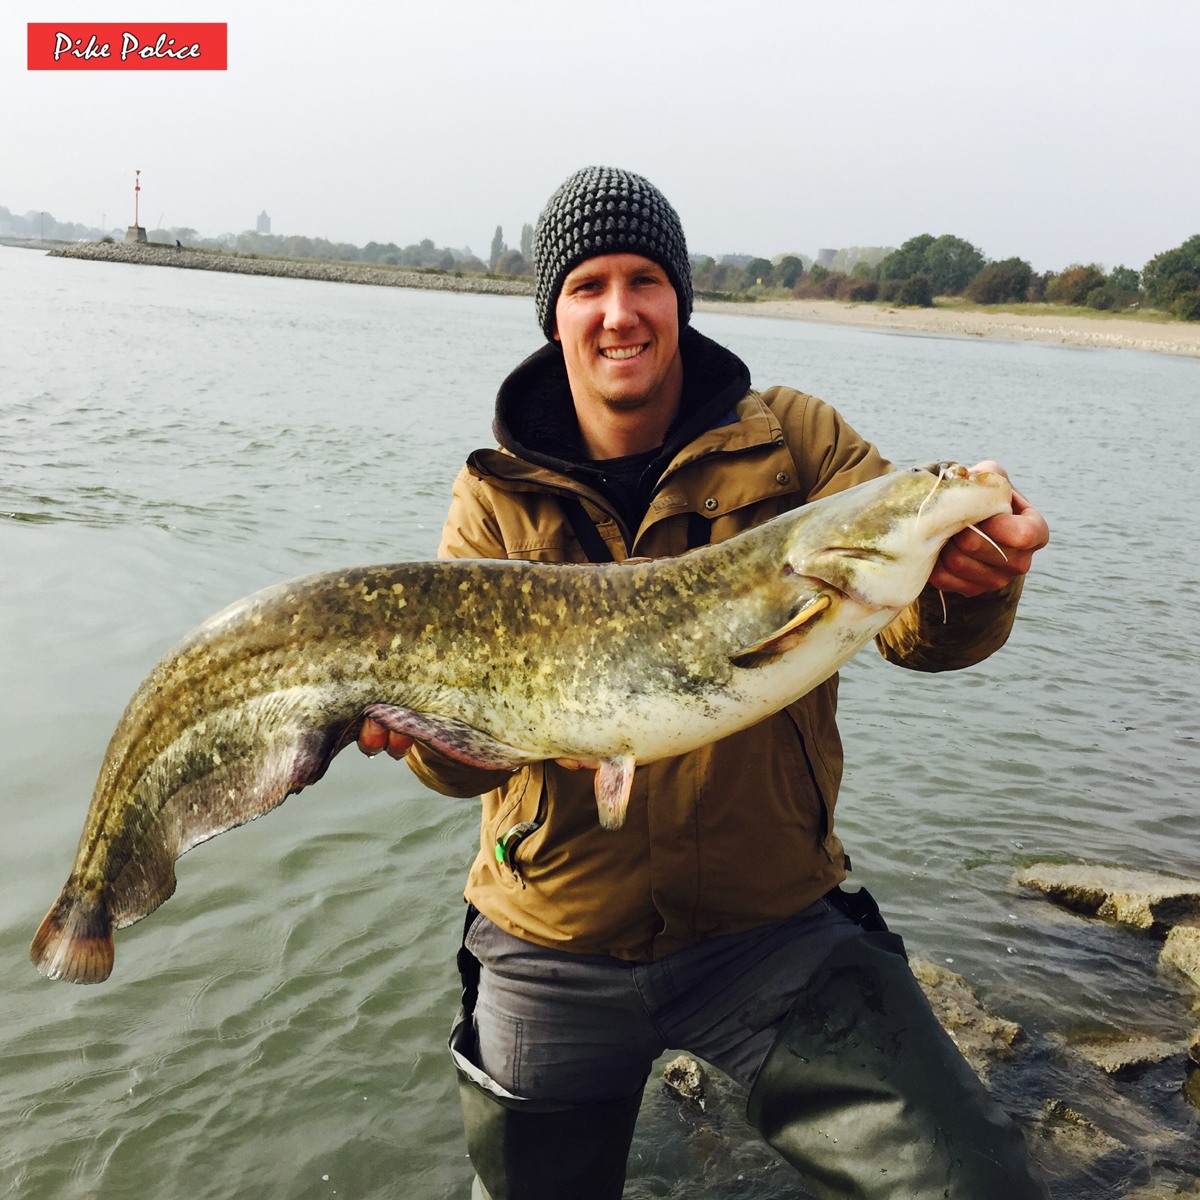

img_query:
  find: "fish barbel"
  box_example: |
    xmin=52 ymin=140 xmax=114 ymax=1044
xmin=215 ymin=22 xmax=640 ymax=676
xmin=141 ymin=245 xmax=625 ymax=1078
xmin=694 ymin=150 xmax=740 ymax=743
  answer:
xmin=31 ymin=463 xmax=1012 ymax=983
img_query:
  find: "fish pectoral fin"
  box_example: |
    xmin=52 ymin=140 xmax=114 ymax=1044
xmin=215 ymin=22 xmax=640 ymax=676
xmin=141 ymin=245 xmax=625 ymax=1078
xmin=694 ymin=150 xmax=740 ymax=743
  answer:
xmin=730 ymin=592 xmax=833 ymax=668
xmin=362 ymin=703 xmax=531 ymax=771
xmin=594 ymin=755 xmax=636 ymax=831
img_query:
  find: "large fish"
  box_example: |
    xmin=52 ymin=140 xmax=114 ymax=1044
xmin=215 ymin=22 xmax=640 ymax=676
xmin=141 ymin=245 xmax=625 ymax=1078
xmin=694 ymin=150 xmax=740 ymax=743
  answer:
xmin=31 ymin=463 xmax=1011 ymax=983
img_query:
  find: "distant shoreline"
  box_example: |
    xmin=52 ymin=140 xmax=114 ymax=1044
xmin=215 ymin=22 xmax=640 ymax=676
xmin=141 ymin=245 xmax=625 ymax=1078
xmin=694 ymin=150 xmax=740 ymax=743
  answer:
xmin=42 ymin=241 xmax=1200 ymax=358
xmin=694 ymin=297 xmax=1200 ymax=359
xmin=45 ymin=240 xmax=535 ymax=298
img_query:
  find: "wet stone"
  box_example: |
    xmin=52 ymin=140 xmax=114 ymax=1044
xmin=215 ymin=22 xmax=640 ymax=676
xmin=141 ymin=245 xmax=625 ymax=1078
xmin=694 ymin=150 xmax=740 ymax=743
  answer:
xmin=1016 ymin=863 xmax=1200 ymax=933
xmin=1068 ymin=1034 xmax=1184 ymax=1077
xmin=1032 ymin=1098 xmax=1125 ymax=1166
xmin=910 ymin=957 xmax=1020 ymax=1077
xmin=662 ymin=1054 xmax=706 ymax=1106
xmin=1162 ymin=927 xmax=1200 ymax=989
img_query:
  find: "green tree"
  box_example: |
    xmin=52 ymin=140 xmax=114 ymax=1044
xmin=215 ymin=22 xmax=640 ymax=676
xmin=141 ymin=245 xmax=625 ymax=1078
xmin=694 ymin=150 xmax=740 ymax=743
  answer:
xmin=1142 ymin=235 xmax=1200 ymax=317
xmin=489 ymin=225 xmax=506 ymax=271
xmin=520 ymin=223 xmax=534 ymax=262
xmin=777 ymin=255 xmax=805 ymax=288
xmin=965 ymin=258 xmax=1032 ymax=304
xmin=1108 ymin=265 xmax=1140 ymax=293
xmin=878 ymin=234 xmax=935 ymax=282
xmin=743 ymin=257 xmax=774 ymax=288
xmin=495 ymin=249 xmax=527 ymax=275
xmin=924 ymin=235 xmax=985 ymax=295
xmin=1045 ymin=264 xmax=1107 ymax=306
xmin=897 ymin=274 xmax=934 ymax=307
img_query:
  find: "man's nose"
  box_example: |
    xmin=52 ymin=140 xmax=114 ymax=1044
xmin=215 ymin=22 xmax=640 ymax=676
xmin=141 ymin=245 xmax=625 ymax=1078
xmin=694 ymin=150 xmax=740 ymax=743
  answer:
xmin=603 ymin=283 xmax=638 ymax=329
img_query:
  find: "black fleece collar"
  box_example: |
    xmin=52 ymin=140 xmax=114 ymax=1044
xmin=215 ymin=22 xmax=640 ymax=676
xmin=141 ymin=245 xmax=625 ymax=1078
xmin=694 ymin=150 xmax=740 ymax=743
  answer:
xmin=491 ymin=326 xmax=752 ymax=483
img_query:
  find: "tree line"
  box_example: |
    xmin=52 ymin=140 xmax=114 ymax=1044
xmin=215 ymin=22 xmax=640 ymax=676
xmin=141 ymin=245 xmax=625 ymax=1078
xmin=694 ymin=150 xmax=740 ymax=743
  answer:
xmin=5 ymin=202 xmax=1197 ymax=320
xmin=694 ymin=232 xmax=1200 ymax=320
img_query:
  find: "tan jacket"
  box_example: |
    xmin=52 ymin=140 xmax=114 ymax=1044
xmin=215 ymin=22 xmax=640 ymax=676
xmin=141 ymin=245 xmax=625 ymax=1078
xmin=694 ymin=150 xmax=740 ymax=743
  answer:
xmin=408 ymin=382 xmax=1021 ymax=961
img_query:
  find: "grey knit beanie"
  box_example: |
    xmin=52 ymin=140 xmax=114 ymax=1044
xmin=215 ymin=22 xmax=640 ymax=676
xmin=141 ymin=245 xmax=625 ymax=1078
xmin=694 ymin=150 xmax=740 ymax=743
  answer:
xmin=533 ymin=166 xmax=693 ymax=339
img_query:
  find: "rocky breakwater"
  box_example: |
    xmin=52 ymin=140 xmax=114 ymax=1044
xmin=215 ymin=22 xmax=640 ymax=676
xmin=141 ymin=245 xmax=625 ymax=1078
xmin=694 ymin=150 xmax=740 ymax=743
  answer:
xmin=49 ymin=241 xmax=536 ymax=298
xmin=650 ymin=865 xmax=1200 ymax=1198
xmin=1015 ymin=863 xmax=1200 ymax=1195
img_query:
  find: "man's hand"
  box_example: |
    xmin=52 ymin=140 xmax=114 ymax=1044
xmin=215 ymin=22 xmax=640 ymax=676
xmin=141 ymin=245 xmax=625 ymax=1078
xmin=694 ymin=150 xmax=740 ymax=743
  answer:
xmin=928 ymin=461 xmax=1049 ymax=598
xmin=357 ymin=716 xmax=414 ymax=760
xmin=357 ymin=717 xmax=581 ymax=772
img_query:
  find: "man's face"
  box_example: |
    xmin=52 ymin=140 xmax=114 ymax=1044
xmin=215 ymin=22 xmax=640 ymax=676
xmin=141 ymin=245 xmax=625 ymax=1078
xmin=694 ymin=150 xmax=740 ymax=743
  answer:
xmin=553 ymin=253 xmax=683 ymax=445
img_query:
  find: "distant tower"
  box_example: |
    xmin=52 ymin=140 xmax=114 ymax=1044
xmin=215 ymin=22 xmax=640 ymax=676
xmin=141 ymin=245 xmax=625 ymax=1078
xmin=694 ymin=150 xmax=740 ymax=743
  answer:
xmin=256 ymin=210 xmax=271 ymax=234
xmin=816 ymin=248 xmax=836 ymax=269
xmin=125 ymin=169 xmax=148 ymax=243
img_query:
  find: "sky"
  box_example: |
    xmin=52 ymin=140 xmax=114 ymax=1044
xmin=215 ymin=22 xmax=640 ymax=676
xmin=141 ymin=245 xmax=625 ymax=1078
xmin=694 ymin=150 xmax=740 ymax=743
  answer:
xmin=7 ymin=0 xmax=1199 ymax=273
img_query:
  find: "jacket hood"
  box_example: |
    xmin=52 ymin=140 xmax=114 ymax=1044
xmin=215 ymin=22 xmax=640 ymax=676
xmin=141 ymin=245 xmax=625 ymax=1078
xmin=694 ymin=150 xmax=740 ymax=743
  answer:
xmin=492 ymin=326 xmax=752 ymax=481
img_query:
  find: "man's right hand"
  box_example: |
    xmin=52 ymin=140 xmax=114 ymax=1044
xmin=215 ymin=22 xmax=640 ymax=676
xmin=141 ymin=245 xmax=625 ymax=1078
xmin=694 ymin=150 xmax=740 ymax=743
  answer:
xmin=357 ymin=716 xmax=414 ymax=760
xmin=356 ymin=716 xmax=593 ymax=772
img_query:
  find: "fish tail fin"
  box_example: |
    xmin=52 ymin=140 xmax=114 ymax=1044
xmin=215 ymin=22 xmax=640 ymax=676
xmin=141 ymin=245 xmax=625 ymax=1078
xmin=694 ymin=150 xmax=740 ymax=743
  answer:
xmin=594 ymin=755 xmax=637 ymax=831
xmin=29 ymin=890 xmax=114 ymax=984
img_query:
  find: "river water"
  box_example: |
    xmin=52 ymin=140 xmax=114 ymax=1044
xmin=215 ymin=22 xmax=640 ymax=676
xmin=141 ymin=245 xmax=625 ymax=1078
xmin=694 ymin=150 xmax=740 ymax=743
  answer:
xmin=2 ymin=245 xmax=1197 ymax=1198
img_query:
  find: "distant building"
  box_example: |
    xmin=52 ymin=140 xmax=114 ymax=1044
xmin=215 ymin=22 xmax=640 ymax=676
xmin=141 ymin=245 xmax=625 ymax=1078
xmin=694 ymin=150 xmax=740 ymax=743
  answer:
xmin=256 ymin=210 xmax=271 ymax=234
xmin=816 ymin=248 xmax=837 ymax=269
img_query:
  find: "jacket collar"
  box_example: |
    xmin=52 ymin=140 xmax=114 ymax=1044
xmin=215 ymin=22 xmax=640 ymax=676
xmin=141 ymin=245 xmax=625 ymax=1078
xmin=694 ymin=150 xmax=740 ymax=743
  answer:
xmin=490 ymin=326 xmax=751 ymax=482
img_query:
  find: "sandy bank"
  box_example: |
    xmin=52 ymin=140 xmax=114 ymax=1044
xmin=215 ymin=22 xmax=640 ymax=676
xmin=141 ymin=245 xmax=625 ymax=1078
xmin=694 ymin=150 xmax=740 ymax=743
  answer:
xmin=695 ymin=296 xmax=1200 ymax=358
xmin=49 ymin=240 xmax=535 ymax=298
xmin=46 ymin=243 xmax=1200 ymax=357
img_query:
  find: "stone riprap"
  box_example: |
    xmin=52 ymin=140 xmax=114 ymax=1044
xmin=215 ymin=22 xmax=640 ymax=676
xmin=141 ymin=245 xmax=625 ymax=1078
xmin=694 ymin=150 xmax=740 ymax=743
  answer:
xmin=910 ymin=957 xmax=1021 ymax=1078
xmin=1015 ymin=863 xmax=1200 ymax=933
xmin=1163 ymin=926 xmax=1200 ymax=989
xmin=1067 ymin=1035 xmax=1185 ymax=1077
xmin=48 ymin=241 xmax=535 ymax=297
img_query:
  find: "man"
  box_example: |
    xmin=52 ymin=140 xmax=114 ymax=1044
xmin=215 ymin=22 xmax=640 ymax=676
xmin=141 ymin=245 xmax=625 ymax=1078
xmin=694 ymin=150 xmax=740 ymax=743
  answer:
xmin=359 ymin=166 xmax=1050 ymax=1199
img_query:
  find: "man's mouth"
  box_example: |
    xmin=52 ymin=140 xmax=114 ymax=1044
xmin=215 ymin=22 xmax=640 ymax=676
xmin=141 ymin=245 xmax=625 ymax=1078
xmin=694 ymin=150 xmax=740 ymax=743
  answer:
xmin=600 ymin=344 xmax=646 ymax=360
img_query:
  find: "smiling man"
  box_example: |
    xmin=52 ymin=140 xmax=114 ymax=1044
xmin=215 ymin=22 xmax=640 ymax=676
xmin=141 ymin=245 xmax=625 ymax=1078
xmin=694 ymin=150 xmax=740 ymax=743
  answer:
xmin=360 ymin=166 xmax=1049 ymax=1199
xmin=551 ymin=253 xmax=685 ymax=458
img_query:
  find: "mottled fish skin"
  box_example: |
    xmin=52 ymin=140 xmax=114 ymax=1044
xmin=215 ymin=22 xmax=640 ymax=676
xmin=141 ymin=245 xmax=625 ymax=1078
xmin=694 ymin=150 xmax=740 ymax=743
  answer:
xmin=30 ymin=464 xmax=1011 ymax=983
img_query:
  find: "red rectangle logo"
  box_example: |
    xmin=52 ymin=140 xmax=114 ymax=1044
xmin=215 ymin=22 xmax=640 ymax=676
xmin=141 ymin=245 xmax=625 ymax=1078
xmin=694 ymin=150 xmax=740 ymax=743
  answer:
xmin=27 ymin=23 xmax=228 ymax=70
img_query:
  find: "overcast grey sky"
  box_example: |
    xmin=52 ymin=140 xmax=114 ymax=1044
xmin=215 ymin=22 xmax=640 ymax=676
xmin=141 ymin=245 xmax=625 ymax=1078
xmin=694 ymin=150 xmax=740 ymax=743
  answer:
xmin=9 ymin=1 xmax=1198 ymax=272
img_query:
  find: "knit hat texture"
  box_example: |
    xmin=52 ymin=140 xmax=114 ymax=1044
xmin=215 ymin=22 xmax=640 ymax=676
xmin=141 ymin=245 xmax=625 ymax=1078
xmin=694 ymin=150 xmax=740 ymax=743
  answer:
xmin=533 ymin=166 xmax=693 ymax=338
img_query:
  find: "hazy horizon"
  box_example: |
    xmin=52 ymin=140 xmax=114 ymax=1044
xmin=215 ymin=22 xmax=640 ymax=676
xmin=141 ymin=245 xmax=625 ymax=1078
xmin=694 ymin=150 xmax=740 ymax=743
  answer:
xmin=10 ymin=1 xmax=1200 ymax=275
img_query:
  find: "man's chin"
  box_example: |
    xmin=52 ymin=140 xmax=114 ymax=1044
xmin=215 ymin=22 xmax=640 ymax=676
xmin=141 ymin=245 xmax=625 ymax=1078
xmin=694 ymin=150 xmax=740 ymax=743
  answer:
xmin=599 ymin=389 xmax=657 ymax=412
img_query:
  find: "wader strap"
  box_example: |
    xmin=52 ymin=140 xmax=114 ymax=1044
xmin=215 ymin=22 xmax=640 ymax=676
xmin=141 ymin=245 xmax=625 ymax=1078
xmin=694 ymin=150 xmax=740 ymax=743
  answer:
xmin=825 ymin=885 xmax=892 ymax=937
xmin=562 ymin=497 xmax=714 ymax=562
xmin=457 ymin=903 xmax=483 ymax=1021
xmin=560 ymin=497 xmax=615 ymax=563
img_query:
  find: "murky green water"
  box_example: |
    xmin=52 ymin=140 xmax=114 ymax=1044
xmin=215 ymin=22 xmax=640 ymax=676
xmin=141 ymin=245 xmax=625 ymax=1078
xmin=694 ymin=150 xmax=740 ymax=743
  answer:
xmin=2 ymin=246 xmax=1197 ymax=1197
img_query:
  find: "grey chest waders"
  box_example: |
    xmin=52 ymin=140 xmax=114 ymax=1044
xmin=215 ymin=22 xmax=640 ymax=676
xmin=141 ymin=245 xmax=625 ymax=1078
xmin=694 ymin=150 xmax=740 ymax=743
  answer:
xmin=746 ymin=930 xmax=1048 ymax=1199
xmin=451 ymin=907 xmax=643 ymax=1200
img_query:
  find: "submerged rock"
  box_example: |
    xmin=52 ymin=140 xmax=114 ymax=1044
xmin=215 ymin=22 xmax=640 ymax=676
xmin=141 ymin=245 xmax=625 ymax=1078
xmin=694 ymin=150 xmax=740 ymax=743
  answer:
xmin=1033 ymin=1098 xmax=1125 ymax=1161
xmin=910 ymin=957 xmax=1021 ymax=1077
xmin=1162 ymin=927 xmax=1200 ymax=989
xmin=662 ymin=1055 xmax=706 ymax=1106
xmin=1066 ymin=1034 xmax=1184 ymax=1077
xmin=1015 ymin=863 xmax=1200 ymax=933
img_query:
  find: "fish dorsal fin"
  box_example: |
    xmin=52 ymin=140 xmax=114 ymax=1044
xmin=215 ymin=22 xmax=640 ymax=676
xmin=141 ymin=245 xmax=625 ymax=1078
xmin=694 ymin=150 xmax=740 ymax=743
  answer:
xmin=730 ymin=592 xmax=833 ymax=669
xmin=362 ymin=703 xmax=533 ymax=771
xmin=594 ymin=755 xmax=636 ymax=830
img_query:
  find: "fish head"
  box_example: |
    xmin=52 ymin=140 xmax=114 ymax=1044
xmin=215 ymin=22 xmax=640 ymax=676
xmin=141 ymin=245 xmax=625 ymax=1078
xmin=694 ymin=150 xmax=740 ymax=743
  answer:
xmin=783 ymin=463 xmax=1013 ymax=612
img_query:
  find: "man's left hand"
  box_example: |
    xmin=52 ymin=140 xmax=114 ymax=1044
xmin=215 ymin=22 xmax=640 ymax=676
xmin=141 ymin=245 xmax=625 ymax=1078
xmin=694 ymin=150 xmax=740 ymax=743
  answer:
xmin=928 ymin=461 xmax=1049 ymax=598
